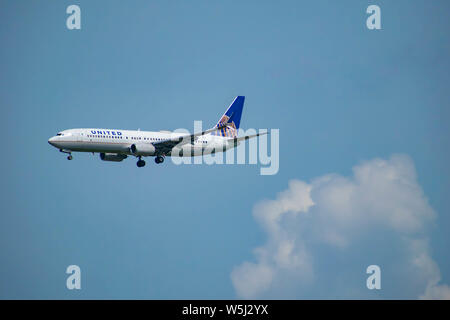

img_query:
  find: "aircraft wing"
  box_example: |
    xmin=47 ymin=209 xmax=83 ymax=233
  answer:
xmin=151 ymin=125 xmax=227 ymax=155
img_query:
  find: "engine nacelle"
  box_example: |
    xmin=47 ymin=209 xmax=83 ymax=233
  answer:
xmin=100 ymin=153 xmax=127 ymax=162
xmin=130 ymin=143 xmax=156 ymax=156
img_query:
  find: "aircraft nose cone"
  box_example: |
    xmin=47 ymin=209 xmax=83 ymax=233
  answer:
xmin=48 ymin=137 xmax=56 ymax=146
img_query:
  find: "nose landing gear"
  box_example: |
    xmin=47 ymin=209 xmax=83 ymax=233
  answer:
xmin=60 ymin=149 xmax=73 ymax=160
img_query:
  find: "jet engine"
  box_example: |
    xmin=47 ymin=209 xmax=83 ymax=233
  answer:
xmin=130 ymin=143 xmax=156 ymax=156
xmin=100 ymin=153 xmax=128 ymax=162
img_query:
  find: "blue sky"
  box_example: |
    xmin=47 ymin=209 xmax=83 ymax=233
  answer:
xmin=0 ymin=0 xmax=449 ymax=299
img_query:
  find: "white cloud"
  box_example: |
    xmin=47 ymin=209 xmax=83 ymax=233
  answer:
xmin=231 ymin=154 xmax=449 ymax=299
xmin=231 ymin=262 xmax=273 ymax=299
xmin=420 ymin=283 xmax=450 ymax=300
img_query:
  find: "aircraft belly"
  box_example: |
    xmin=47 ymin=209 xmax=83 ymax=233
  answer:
xmin=64 ymin=141 xmax=129 ymax=154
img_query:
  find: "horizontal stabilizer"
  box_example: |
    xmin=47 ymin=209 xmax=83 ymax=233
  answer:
xmin=233 ymin=131 xmax=268 ymax=144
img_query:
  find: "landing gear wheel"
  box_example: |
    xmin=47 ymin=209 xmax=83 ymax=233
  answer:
xmin=67 ymin=155 xmax=73 ymax=160
xmin=137 ymin=159 xmax=146 ymax=167
xmin=155 ymin=156 xmax=164 ymax=164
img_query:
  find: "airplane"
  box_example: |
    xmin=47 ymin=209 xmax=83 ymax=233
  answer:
xmin=48 ymin=96 xmax=265 ymax=167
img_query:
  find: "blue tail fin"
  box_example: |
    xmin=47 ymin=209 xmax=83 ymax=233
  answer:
xmin=214 ymin=96 xmax=245 ymax=138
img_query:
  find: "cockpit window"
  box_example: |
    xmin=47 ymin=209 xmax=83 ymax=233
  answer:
xmin=57 ymin=133 xmax=63 ymax=136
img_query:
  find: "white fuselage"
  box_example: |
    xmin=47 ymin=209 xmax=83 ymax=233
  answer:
xmin=48 ymin=128 xmax=236 ymax=157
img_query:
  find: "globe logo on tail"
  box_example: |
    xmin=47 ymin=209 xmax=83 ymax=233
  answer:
xmin=216 ymin=115 xmax=238 ymax=138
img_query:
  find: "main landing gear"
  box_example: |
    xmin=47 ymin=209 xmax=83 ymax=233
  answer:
xmin=136 ymin=156 xmax=164 ymax=167
xmin=60 ymin=149 xmax=73 ymax=160
xmin=136 ymin=157 xmax=146 ymax=167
